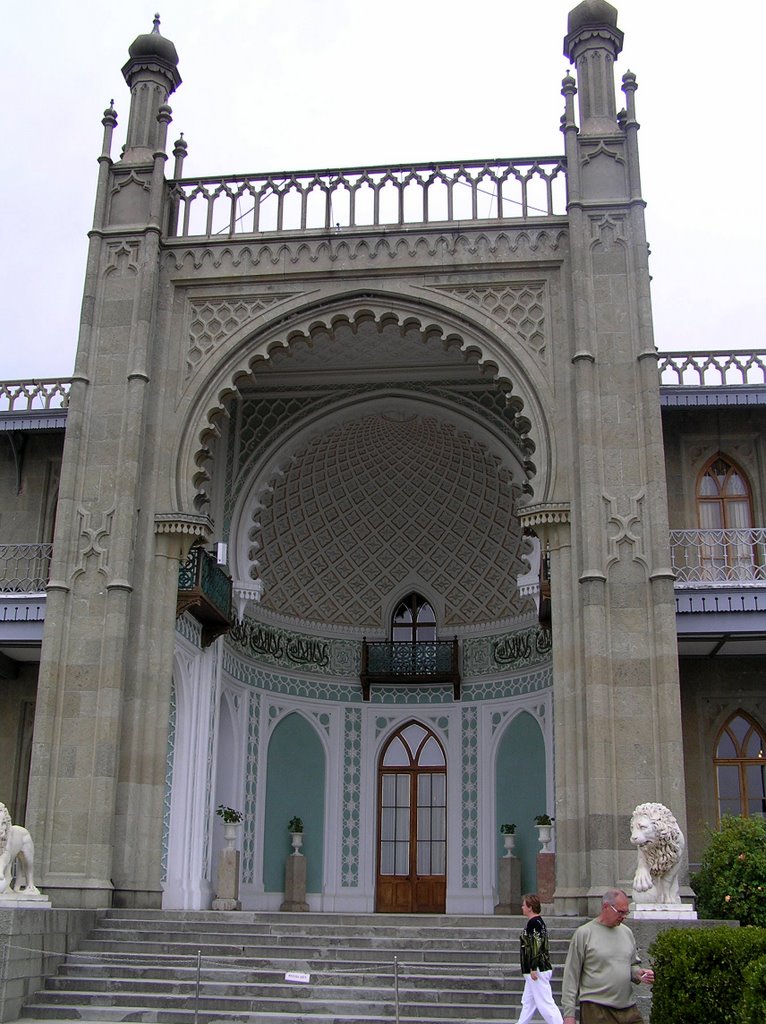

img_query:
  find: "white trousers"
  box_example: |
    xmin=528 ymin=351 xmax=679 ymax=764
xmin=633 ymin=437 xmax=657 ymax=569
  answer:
xmin=516 ymin=970 xmax=564 ymax=1024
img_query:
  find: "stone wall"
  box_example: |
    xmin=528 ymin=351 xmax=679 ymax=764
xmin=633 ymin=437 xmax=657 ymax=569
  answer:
xmin=0 ymin=908 xmax=98 ymax=1022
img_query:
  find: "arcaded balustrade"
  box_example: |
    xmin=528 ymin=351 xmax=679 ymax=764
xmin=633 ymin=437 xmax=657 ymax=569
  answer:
xmin=0 ymin=379 xmax=71 ymax=412
xmin=166 ymin=157 xmax=568 ymax=238
xmin=670 ymin=529 xmax=766 ymax=585
xmin=659 ymin=351 xmax=766 ymax=387
xmin=0 ymin=544 xmax=53 ymax=593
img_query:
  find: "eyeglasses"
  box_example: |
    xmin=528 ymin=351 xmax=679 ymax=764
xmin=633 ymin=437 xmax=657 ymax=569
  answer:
xmin=607 ymin=903 xmax=629 ymax=916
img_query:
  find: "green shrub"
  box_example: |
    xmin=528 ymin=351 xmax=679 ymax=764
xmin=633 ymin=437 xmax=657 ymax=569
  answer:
xmin=649 ymin=927 xmax=766 ymax=1024
xmin=740 ymin=954 xmax=766 ymax=1024
xmin=691 ymin=816 xmax=766 ymax=926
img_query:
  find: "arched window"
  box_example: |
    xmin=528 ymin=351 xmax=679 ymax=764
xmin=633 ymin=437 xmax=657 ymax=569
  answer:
xmin=696 ymin=455 xmax=756 ymax=580
xmin=391 ymin=593 xmax=437 ymax=643
xmin=714 ymin=713 xmax=766 ymax=820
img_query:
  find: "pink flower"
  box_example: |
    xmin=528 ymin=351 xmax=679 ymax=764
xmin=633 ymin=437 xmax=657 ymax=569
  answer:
xmin=724 ymin=895 xmax=731 ymax=902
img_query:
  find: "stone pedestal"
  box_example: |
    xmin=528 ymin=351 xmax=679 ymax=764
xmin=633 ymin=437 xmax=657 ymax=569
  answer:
xmin=211 ymin=848 xmax=241 ymax=911
xmin=536 ymin=852 xmax=555 ymax=904
xmin=280 ymin=852 xmax=309 ymax=912
xmin=631 ymin=901 xmax=697 ymax=920
xmin=494 ymin=854 xmax=522 ymax=914
xmin=0 ymin=892 xmax=52 ymax=909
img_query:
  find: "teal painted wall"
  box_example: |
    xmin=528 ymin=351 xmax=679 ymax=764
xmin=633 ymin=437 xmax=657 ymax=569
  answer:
xmin=263 ymin=712 xmax=325 ymax=893
xmin=495 ymin=711 xmax=547 ymax=894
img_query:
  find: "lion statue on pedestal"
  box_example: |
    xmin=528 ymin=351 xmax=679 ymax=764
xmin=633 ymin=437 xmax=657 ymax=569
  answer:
xmin=0 ymin=802 xmax=39 ymax=896
xmin=629 ymin=801 xmax=684 ymax=904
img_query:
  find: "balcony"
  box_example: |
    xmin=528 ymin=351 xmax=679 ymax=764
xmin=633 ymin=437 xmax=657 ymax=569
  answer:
xmin=670 ymin=528 xmax=766 ymax=657
xmin=176 ymin=546 xmax=233 ymax=647
xmin=360 ymin=638 xmax=460 ymax=702
xmin=0 ymin=544 xmax=53 ymax=593
xmin=0 ymin=544 xmax=53 ymax=658
xmin=670 ymin=529 xmax=766 ymax=586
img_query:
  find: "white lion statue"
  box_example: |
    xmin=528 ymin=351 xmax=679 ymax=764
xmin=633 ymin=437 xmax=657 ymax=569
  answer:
xmin=629 ymin=801 xmax=684 ymax=904
xmin=0 ymin=802 xmax=39 ymax=896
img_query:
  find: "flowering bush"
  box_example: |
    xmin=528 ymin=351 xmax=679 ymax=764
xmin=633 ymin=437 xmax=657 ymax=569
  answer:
xmin=692 ymin=815 xmax=766 ymax=927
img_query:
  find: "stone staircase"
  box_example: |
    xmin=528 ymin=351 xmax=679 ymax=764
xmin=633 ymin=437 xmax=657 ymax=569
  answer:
xmin=21 ymin=909 xmax=585 ymax=1023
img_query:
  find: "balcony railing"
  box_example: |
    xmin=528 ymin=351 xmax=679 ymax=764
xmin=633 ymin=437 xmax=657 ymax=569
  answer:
xmin=0 ymin=379 xmax=72 ymax=412
xmin=167 ymin=157 xmax=568 ymax=240
xmin=0 ymin=544 xmax=53 ymax=593
xmin=360 ymin=638 xmax=460 ymax=702
xmin=659 ymin=352 xmax=766 ymax=388
xmin=670 ymin=529 xmax=766 ymax=585
xmin=177 ymin=546 xmax=233 ymax=647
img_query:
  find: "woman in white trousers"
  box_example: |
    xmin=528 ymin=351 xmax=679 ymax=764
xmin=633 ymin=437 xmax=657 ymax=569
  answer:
xmin=517 ymin=893 xmax=563 ymax=1024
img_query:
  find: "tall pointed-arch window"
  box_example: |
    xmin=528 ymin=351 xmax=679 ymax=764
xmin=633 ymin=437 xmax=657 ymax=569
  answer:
xmin=696 ymin=455 xmax=756 ymax=581
xmin=392 ymin=593 xmax=437 ymax=644
xmin=715 ymin=713 xmax=766 ymax=820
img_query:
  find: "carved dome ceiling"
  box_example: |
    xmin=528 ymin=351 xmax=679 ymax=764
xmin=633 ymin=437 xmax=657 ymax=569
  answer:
xmin=251 ymin=410 xmax=532 ymax=632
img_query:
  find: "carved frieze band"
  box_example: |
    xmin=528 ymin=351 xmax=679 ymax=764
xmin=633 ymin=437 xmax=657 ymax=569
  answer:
xmin=164 ymin=227 xmax=569 ymax=275
xmin=427 ymin=282 xmax=548 ymax=362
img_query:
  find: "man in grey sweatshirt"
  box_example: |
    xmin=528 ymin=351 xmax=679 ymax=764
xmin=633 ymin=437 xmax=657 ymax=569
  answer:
xmin=561 ymin=888 xmax=654 ymax=1024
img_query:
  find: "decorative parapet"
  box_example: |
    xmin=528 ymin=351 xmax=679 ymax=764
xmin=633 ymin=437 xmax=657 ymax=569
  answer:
xmin=0 ymin=379 xmax=72 ymax=412
xmin=166 ymin=156 xmax=567 ymax=239
xmin=154 ymin=512 xmax=213 ymax=541
xmin=659 ymin=351 xmax=766 ymax=387
xmin=518 ymin=502 xmax=571 ymax=529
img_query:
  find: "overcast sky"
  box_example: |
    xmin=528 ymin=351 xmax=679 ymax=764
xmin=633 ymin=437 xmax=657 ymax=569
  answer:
xmin=2 ymin=0 xmax=764 ymax=379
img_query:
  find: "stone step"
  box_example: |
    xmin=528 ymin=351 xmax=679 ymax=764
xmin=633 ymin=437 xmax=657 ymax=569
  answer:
xmin=83 ymin=925 xmax=572 ymax=949
xmin=21 ymin=909 xmax=577 ymax=1024
xmin=24 ymin=989 xmax=518 ymax=1020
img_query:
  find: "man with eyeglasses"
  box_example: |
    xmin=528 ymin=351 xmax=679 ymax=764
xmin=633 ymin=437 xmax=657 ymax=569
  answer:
xmin=561 ymin=888 xmax=654 ymax=1024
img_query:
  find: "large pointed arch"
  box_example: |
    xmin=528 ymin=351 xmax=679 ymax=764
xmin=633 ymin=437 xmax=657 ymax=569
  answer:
xmin=171 ymin=293 xmax=556 ymax=514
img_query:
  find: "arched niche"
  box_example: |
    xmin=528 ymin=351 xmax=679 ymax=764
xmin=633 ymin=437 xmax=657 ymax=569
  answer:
xmin=263 ymin=712 xmax=326 ymax=894
xmin=495 ymin=711 xmax=546 ymax=893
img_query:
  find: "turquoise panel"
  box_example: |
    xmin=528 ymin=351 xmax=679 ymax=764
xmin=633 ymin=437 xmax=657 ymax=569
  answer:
xmin=495 ymin=712 xmax=546 ymax=894
xmin=263 ymin=713 xmax=325 ymax=893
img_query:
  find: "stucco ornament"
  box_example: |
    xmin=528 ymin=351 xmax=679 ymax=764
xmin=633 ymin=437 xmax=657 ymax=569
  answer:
xmin=629 ymin=802 xmax=684 ymax=903
xmin=0 ymin=802 xmax=40 ymax=897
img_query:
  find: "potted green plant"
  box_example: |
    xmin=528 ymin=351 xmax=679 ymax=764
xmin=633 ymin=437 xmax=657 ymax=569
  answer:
xmin=288 ymin=816 xmax=304 ymax=854
xmin=217 ymin=805 xmax=244 ymax=824
xmin=534 ymin=813 xmax=554 ymax=851
xmin=216 ymin=805 xmax=243 ymax=849
xmin=500 ymin=822 xmax=516 ymax=856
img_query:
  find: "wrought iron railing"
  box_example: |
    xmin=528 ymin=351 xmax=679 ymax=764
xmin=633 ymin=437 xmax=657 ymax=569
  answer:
xmin=670 ymin=529 xmax=766 ymax=585
xmin=659 ymin=352 xmax=766 ymax=387
xmin=167 ymin=157 xmax=568 ymax=239
xmin=0 ymin=379 xmax=72 ymax=412
xmin=0 ymin=544 xmax=53 ymax=593
xmin=361 ymin=638 xmax=460 ymax=701
xmin=178 ymin=546 xmax=233 ymax=618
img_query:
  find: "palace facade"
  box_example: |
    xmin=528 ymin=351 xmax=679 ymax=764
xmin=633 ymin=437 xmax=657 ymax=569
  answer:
xmin=1 ymin=1 xmax=764 ymax=913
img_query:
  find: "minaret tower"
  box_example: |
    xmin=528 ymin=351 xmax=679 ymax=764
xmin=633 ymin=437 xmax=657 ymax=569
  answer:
xmin=549 ymin=1 xmax=686 ymax=912
xmin=27 ymin=18 xmax=206 ymax=908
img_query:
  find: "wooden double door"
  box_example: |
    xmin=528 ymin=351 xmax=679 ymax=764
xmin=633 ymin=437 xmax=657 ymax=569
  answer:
xmin=375 ymin=721 xmax=446 ymax=913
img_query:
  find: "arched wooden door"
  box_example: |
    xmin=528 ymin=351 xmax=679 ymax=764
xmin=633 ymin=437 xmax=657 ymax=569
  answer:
xmin=376 ymin=721 xmax=446 ymax=913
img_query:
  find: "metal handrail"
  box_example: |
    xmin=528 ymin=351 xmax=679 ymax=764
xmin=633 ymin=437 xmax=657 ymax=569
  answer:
xmin=670 ymin=528 xmax=766 ymax=585
xmin=0 ymin=543 xmax=53 ymax=593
